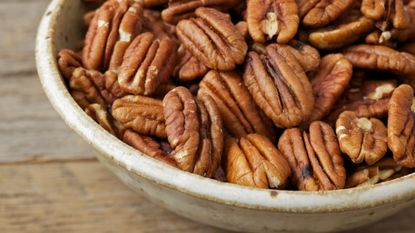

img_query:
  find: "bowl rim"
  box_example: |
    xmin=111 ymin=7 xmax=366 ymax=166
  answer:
xmin=36 ymin=0 xmax=415 ymax=214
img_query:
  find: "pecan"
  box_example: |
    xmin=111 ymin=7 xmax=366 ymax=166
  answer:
xmin=345 ymin=157 xmax=407 ymax=188
xmin=69 ymin=68 xmax=106 ymax=109
xmin=118 ymin=32 xmax=178 ymax=96
xmin=163 ymin=87 xmax=224 ymax=177
xmin=344 ymin=45 xmax=415 ymax=75
xmin=122 ymin=129 xmax=177 ymax=167
xmin=143 ymin=10 xmax=176 ymax=39
xmin=360 ymin=0 xmax=386 ymax=21
xmin=143 ymin=0 xmax=168 ymax=8
xmin=82 ymin=0 xmax=144 ymax=71
xmin=84 ymin=11 xmax=96 ymax=27
xmin=301 ymin=0 xmax=356 ymax=28
xmin=112 ymin=95 xmax=166 ymax=138
xmin=278 ymin=121 xmax=346 ymax=191
xmin=174 ymin=45 xmax=208 ymax=82
xmin=285 ymin=40 xmax=321 ymax=72
xmin=388 ymin=84 xmax=415 ymax=167
xmin=309 ymin=54 xmax=352 ymax=122
xmin=58 ymin=49 xmax=82 ymax=79
xmin=235 ymin=21 xmax=249 ymax=39
xmin=365 ymin=30 xmax=396 ymax=47
xmin=243 ymin=44 xmax=314 ymax=128
xmin=85 ymin=103 xmax=116 ymax=135
xmin=365 ymin=0 xmax=410 ymax=30
xmin=161 ymin=0 xmax=241 ymax=24
xmin=309 ymin=13 xmax=374 ymax=50
xmin=198 ymin=70 xmax=275 ymax=139
xmin=225 ymin=134 xmax=291 ymax=189
xmin=246 ymin=0 xmax=299 ymax=44
xmin=336 ymin=111 xmax=387 ymax=165
xmin=176 ymin=7 xmax=247 ymax=71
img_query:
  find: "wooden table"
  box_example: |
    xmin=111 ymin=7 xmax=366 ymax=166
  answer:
xmin=1 ymin=1 xmax=414 ymax=232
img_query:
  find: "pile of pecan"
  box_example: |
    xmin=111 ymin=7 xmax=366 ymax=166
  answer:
xmin=58 ymin=0 xmax=415 ymax=191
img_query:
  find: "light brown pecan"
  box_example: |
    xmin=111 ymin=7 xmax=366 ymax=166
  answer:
xmin=82 ymin=0 xmax=144 ymax=71
xmin=118 ymin=32 xmax=178 ymax=96
xmin=365 ymin=30 xmax=396 ymax=47
xmin=112 ymin=95 xmax=166 ymax=138
xmin=309 ymin=54 xmax=352 ymax=122
xmin=246 ymin=0 xmax=299 ymax=44
xmin=176 ymin=7 xmax=248 ymax=71
xmin=278 ymin=121 xmax=346 ymax=191
xmin=85 ymin=103 xmax=116 ymax=135
xmin=309 ymin=13 xmax=374 ymax=50
xmin=161 ymin=0 xmax=241 ymax=24
xmin=345 ymin=157 xmax=407 ymax=188
xmin=173 ymin=45 xmax=209 ymax=82
xmin=122 ymin=129 xmax=177 ymax=167
xmin=69 ymin=68 xmax=106 ymax=109
xmin=285 ymin=40 xmax=321 ymax=72
xmin=163 ymin=87 xmax=224 ymax=177
xmin=301 ymin=0 xmax=356 ymax=28
xmin=225 ymin=134 xmax=291 ymax=189
xmin=366 ymin=0 xmax=410 ymax=30
xmin=336 ymin=111 xmax=387 ymax=165
xmin=344 ymin=45 xmax=415 ymax=75
xmin=198 ymin=71 xmax=275 ymax=139
xmin=58 ymin=49 xmax=82 ymax=80
xmin=360 ymin=0 xmax=386 ymax=21
xmin=243 ymin=44 xmax=314 ymax=128
xmin=388 ymin=84 xmax=415 ymax=168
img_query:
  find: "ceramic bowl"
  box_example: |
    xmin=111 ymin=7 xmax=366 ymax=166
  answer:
xmin=35 ymin=0 xmax=415 ymax=232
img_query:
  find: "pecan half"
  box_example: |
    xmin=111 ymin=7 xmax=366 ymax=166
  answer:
xmin=143 ymin=0 xmax=168 ymax=8
xmin=363 ymin=0 xmax=410 ymax=30
xmin=161 ymin=0 xmax=241 ymax=24
xmin=365 ymin=30 xmax=396 ymax=47
xmin=243 ymin=44 xmax=314 ymax=128
xmin=163 ymin=87 xmax=224 ymax=177
xmin=174 ymin=45 xmax=209 ymax=82
xmin=278 ymin=121 xmax=346 ymax=191
xmin=285 ymin=40 xmax=321 ymax=72
xmin=198 ymin=71 xmax=275 ymax=139
xmin=309 ymin=54 xmax=352 ymax=122
xmin=118 ymin=32 xmax=178 ymax=96
xmin=336 ymin=111 xmax=387 ymax=165
xmin=176 ymin=7 xmax=248 ymax=71
xmin=69 ymin=68 xmax=106 ymax=109
xmin=346 ymin=157 xmax=407 ymax=188
xmin=112 ymin=95 xmax=166 ymax=138
xmin=301 ymin=0 xmax=356 ymax=28
xmin=246 ymin=0 xmax=299 ymax=44
xmin=344 ymin=45 xmax=415 ymax=75
xmin=58 ymin=49 xmax=82 ymax=80
xmin=225 ymin=134 xmax=291 ymax=189
xmin=309 ymin=14 xmax=374 ymax=50
xmin=82 ymin=0 xmax=144 ymax=71
xmin=122 ymin=129 xmax=177 ymax=167
xmin=85 ymin=103 xmax=116 ymax=135
xmin=388 ymin=84 xmax=415 ymax=167
xmin=360 ymin=0 xmax=386 ymax=21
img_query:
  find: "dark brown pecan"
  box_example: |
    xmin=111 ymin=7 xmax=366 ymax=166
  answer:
xmin=336 ymin=111 xmax=387 ymax=165
xmin=344 ymin=45 xmax=415 ymax=75
xmin=122 ymin=129 xmax=177 ymax=167
xmin=198 ymin=71 xmax=275 ymax=139
xmin=176 ymin=7 xmax=248 ymax=71
xmin=85 ymin=103 xmax=116 ymax=135
xmin=58 ymin=49 xmax=82 ymax=80
xmin=388 ymin=84 xmax=415 ymax=168
xmin=309 ymin=54 xmax=352 ymax=122
xmin=163 ymin=87 xmax=224 ymax=177
xmin=173 ymin=45 xmax=208 ymax=82
xmin=246 ymin=0 xmax=299 ymax=44
xmin=309 ymin=13 xmax=374 ymax=50
xmin=112 ymin=95 xmax=166 ymax=138
xmin=161 ymin=0 xmax=241 ymax=24
xmin=143 ymin=0 xmax=168 ymax=8
xmin=82 ymin=0 xmax=144 ymax=71
xmin=301 ymin=0 xmax=356 ymax=28
xmin=346 ymin=157 xmax=407 ymax=188
xmin=278 ymin=121 xmax=346 ymax=191
xmin=285 ymin=40 xmax=321 ymax=72
xmin=69 ymin=68 xmax=106 ymax=109
xmin=118 ymin=32 xmax=178 ymax=96
xmin=225 ymin=134 xmax=291 ymax=189
xmin=243 ymin=44 xmax=314 ymax=128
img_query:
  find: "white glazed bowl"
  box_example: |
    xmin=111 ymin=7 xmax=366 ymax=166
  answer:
xmin=36 ymin=1 xmax=415 ymax=232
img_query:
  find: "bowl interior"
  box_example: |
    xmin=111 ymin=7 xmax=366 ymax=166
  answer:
xmin=36 ymin=0 xmax=415 ymax=214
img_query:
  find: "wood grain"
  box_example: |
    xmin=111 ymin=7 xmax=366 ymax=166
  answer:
xmin=0 ymin=0 xmax=414 ymax=232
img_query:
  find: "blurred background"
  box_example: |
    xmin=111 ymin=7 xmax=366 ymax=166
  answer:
xmin=0 ymin=1 xmax=414 ymax=232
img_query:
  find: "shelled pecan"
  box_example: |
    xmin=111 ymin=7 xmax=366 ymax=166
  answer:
xmin=225 ymin=134 xmax=291 ymax=189
xmin=300 ymin=0 xmax=356 ymax=28
xmin=58 ymin=49 xmax=82 ymax=79
xmin=85 ymin=103 xmax=117 ymax=135
xmin=174 ymin=45 xmax=208 ymax=82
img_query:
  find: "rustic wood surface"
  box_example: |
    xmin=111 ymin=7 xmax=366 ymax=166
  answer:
xmin=0 ymin=0 xmax=414 ymax=232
